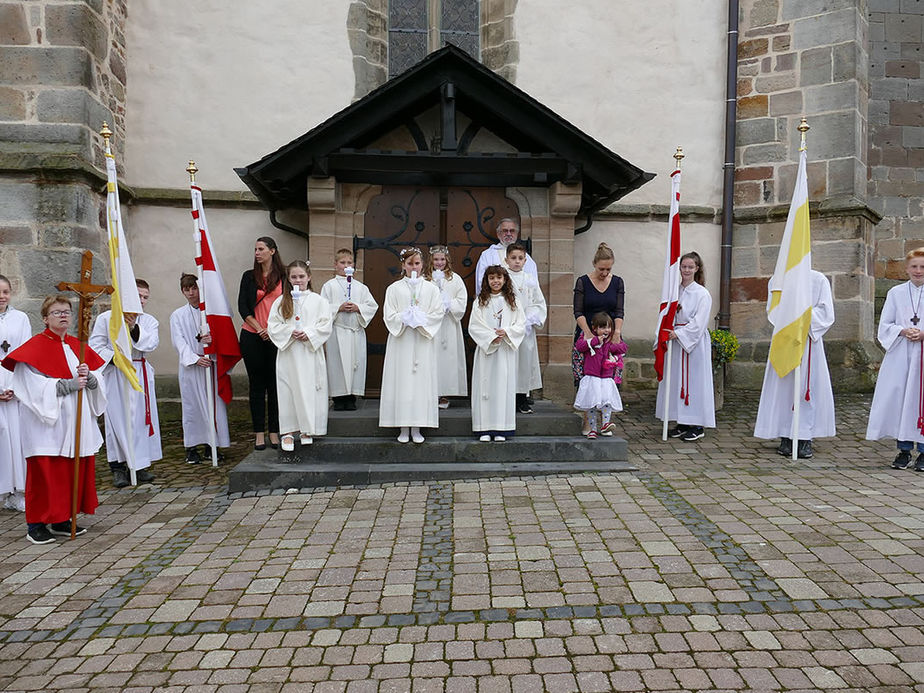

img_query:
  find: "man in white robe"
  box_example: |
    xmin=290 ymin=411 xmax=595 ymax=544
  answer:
xmin=474 ymin=218 xmax=538 ymax=289
xmin=0 ymin=292 xmax=32 ymax=512
xmin=88 ymin=280 xmax=160 ymax=487
xmin=320 ymin=250 xmax=378 ymax=411
xmin=169 ymin=274 xmax=230 ymax=464
xmin=755 ymin=270 xmax=835 ymax=458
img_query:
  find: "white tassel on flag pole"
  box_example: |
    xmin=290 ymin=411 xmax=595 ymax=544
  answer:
xmin=188 ymin=161 xmax=219 ymax=467
xmin=791 ymin=364 xmax=800 ymax=461
xmin=662 ymin=341 xmax=673 ymax=441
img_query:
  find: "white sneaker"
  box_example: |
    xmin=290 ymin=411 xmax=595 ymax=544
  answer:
xmin=299 ymin=434 xmax=313 ymax=446
xmin=397 ymin=427 xmax=410 ymax=443
xmin=494 ymin=435 xmax=506 ymax=442
xmin=281 ymin=435 xmax=295 ymax=452
xmin=4 ymin=492 xmax=25 ymax=512
xmin=479 ymin=434 xmax=491 ymax=442
xmin=411 ymin=427 xmax=425 ymax=444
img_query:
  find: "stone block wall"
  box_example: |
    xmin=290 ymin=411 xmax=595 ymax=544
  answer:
xmin=868 ymin=1 xmax=924 ymax=289
xmin=0 ymin=0 xmax=126 ymax=321
xmin=730 ymin=0 xmax=881 ymax=390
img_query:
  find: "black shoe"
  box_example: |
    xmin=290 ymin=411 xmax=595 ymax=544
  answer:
xmin=112 ymin=467 xmax=130 ymax=488
xmin=332 ymin=397 xmax=346 ymax=411
xmin=777 ymin=437 xmax=792 ymax=457
xmin=915 ymin=453 xmax=924 ymax=472
xmin=526 ymin=394 xmax=534 ymax=406
xmin=186 ymin=447 xmax=202 ymax=464
xmin=27 ymin=525 xmax=55 ymax=545
xmin=680 ymin=427 xmax=704 ymax=442
xmin=345 ymin=396 xmax=357 ymax=411
xmin=49 ymin=522 xmax=86 ymax=536
xmin=893 ymin=451 xmax=912 ymax=469
xmin=196 ymin=447 xmax=225 ymax=463
xmin=269 ymin=439 xmax=279 ymax=450
xmin=136 ymin=469 xmax=155 ymax=483
xmin=516 ymin=394 xmax=533 ymax=414
xmin=796 ymin=440 xmax=813 ymax=459
xmin=667 ymin=425 xmax=687 ymax=438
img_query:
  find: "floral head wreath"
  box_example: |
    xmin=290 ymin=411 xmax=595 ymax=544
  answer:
xmin=399 ymin=247 xmax=422 ymax=260
xmin=429 ymin=245 xmax=450 ymax=256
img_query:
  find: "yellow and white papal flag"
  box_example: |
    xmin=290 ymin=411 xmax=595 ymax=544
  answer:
xmin=104 ymin=141 xmax=143 ymax=391
xmin=767 ymin=145 xmax=812 ymax=378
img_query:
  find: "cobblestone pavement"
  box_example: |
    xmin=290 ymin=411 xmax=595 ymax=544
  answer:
xmin=3 ymin=390 xmax=924 ymax=691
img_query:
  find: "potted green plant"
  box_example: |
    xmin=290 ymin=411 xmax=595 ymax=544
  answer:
xmin=710 ymin=328 xmax=739 ymax=410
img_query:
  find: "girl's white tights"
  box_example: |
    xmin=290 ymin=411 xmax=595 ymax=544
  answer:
xmin=587 ymin=405 xmax=613 ymax=433
xmin=398 ymin=427 xmax=425 ymax=444
xmin=587 ymin=410 xmax=599 ymax=433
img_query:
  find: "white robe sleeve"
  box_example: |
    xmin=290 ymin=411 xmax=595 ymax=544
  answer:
xmin=413 ymin=281 xmax=445 ymax=340
xmin=470 ymin=302 xmax=501 ymax=355
xmin=170 ymin=307 xmax=202 ymax=368
xmin=11 ymin=363 xmax=60 ymax=425
xmin=267 ymin=296 xmax=296 ymax=351
xmin=526 ymin=278 xmax=547 ymax=329
xmin=809 ymin=272 xmax=835 ymax=342
xmin=504 ymin=302 xmax=527 ymax=350
xmin=88 ymin=312 xmax=115 ymax=365
xmin=133 ymin=314 xmax=160 ymax=353
xmin=354 ymin=281 xmax=379 ymax=328
xmin=446 ymin=274 xmax=468 ymax=321
xmin=383 ymin=283 xmax=408 ymax=339
xmin=301 ymin=295 xmax=333 ymax=351
xmin=878 ymin=286 xmax=905 ymax=353
xmin=675 ymin=286 xmax=712 ymax=353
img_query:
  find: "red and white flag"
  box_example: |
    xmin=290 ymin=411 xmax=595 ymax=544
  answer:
xmin=653 ymin=168 xmax=682 ymax=380
xmin=190 ymin=184 xmax=241 ymax=403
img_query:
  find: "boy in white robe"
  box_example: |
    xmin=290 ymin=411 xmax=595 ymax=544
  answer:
xmin=755 ymin=270 xmax=835 ymax=458
xmin=506 ymin=243 xmax=546 ymax=414
xmin=89 ymin=279 xmax=160 ymax=487
xmin=470 ymin=265 xmax=526 ymax=440
xmin=0 ymin=275 xmax=31 ymax=512
xmin=320 ymin=249 xmax=378 ymax=411
xmin=655 ymin=252 xmax=716 ymax=441
xmin=268 ymin=261 xmax=333 ymax=449
xmin=169 ymin=273 xmax=231 ymax=464
xmin=867 ymin=248 xmax=924 ymax=470
xmin=379 ymin=248 xmax=444 ymax=443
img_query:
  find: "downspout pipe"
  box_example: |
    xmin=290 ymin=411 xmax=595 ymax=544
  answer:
xmin=269 ymin=209 xmax=310 ymax=242
xmin=718 ymin=0 xmax=739 ymax=331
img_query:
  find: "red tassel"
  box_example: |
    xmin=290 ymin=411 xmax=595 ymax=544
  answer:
xmin=804 ymin=340 xmax=812 ymax=402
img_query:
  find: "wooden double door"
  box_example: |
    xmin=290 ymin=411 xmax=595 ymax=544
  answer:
xmin=360 ymin=185 xmax=520 ymax=393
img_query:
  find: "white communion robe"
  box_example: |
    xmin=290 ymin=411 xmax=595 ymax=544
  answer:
xmin=508 ymin=268 xmax=547 ymax=393
xmin=0 ymin=308 xmax=31 ymax=495
xmin=13 ymin=342 xmax=107 ymax=459
xmin=428 ymin=272 xmax=468 ymax=397
xmin=268 ymin=291 xmax=333 ymax=436
xmin=169 ymin=303 xmax=230 ymax=448
xmin=655 ymin=281 xmax=716 ymax=428
xmin=867 ymin=280 xmax=924 ymax=443
xmin=320 ymin=276 xmax=378 ymax=397
xmin=470 ymin=293 xmax=526 ymax=432
xmin=89 ymin=311 xmax=162 ymax=470
xmin=474 ymin=243 xmax=538 ymax=288
xmin=379 ymin=277 xmax=444 ymax=429
xmin=755 ymin=271 xmax=836 ymax=440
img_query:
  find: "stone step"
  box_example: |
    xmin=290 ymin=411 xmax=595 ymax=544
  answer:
xmin=327 ymin=399 xmax=581 ymax=437
xmin=229 ymin=437 xmax=632 ymax=492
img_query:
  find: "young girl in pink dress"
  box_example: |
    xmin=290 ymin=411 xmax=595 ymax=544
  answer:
xmin=574 ymin=312 xmax=627 ymax=439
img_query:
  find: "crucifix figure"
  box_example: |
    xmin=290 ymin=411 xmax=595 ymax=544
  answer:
xmin=913 ymin=316 xmax=920 ymax=326
xmin=1 ymin=340 xmax=9 ymax=354
xmin=56 ymin=251 xmax=113 ymax=539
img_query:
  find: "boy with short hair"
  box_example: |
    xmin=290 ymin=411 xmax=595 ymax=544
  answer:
xmin=320 ymin=249 xmax=379 ymax=410
xmin=89 ymin=278 xmax=160 ymax=487
xmin=506 ymin=243 xmax=546 ymax=414
xmin=169 ymin=274 xmax=230 ymax=463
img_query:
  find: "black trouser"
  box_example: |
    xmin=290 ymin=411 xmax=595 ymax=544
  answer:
xmin=240 ymin=330 xmax=279 ymax=434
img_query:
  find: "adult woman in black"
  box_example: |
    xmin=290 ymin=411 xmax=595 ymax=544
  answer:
xmin=238 ymin=237 xmax=285 ymax=449
xmin=573 ymin=242 xmax=625 ymax=434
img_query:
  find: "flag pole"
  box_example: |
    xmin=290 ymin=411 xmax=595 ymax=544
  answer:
xmin=102 ymin=124 xmax=138 ymax=486
xmin=188 ymin=160 xmax=219 ymax=467
xmin=790 ymin=118 xmax=810 ymax=461
xmin=662 ymin=147 xmax=684 ymax=441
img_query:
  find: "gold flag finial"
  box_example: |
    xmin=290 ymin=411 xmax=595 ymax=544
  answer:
xmin=798 ymin=117 xmax=809 ymax=151
xmin=100 ymin=122 xmax=112 ymax=140
xmin=674 ymin=146 xmax=684 ymax=168
xmin=187 ymin=160 xmax=198 ymax=183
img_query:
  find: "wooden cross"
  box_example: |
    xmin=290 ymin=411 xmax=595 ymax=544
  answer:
xmin=55 ymin=250 xmax=112 ymax=539
xmin=57 ymin=251 xmax=113 ymax=345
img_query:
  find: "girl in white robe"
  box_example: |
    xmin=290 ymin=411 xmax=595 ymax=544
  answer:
xmin=320 ymin=249 xmax=378 ymax=410
xmin=268 ymin=261 xmax=333 ymax=450
xmin=655 ymin=252 xmax=716 ymax=440
xmin=424 ymin=246 xmax=468 ymax=407
xmin=470 ymin=265 xmax=526 ymax=441
xmin=867 ymin=248 xmax=924 ymax=470
xmin=755 ymin=270 xmax=835 ymax=458
xmin=505 ymin=243 xmax=547 ymax=411
xmin=0 ymin=275 xmax=31 ymax=511
xmin=379 ymin=248 xmax=444 ymax=443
